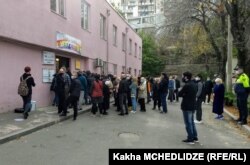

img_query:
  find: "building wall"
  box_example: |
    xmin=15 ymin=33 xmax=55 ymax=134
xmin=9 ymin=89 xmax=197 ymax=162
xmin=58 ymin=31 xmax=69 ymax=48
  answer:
xmin=0 ymin=0 xmax=142 ymax=113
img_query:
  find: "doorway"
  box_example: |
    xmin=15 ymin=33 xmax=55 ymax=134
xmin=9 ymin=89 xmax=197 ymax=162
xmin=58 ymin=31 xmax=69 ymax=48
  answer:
xmin=55 ymin=56 xmax=70 ymax=72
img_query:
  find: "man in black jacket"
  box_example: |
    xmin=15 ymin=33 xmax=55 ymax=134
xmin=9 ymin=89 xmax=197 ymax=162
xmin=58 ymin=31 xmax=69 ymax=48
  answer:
xmin=62 ymin=72 xmax=81 ymax=120
xmin=178 ymin=72 xmax=198 ymax=144
xmin=118 ymin=73 xmax=129 ymax=115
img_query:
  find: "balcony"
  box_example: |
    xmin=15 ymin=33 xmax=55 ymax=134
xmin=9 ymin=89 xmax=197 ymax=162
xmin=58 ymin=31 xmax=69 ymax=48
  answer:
xmin=138 ymin=2 xmax=155 ymax=6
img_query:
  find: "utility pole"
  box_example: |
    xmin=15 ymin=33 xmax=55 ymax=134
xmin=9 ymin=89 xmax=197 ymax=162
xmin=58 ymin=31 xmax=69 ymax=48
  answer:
xmin=226 ymin=15 xmax=233 ymax=92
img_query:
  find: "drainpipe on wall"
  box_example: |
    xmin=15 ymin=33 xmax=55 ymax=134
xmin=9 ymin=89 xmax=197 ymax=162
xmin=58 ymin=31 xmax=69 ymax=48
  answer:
xmin=106 ymin=9 xmax=110 ymax=75
xmin=125 ymin=27 xmax=129 ymax=73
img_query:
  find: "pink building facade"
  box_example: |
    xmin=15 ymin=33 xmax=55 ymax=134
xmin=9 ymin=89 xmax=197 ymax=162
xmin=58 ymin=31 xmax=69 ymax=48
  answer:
xmin=0 ymin=0 xmax=142 ymax=113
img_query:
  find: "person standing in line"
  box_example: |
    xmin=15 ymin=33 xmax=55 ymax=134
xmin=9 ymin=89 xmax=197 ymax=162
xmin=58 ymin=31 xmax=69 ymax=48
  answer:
xmin=194 ymin=74 xmax=205 ymax=124
xmin=174 ymin=75 xmax=180 ymax=102
xmin=138 ymin=77 xmax=147 ymax=112
xmin=102 ymin=78 xmax=111 ymax=115
xmin=56 ymin=69 xmax=66 ymax=116
xmin=64 ymin=72 xmax=81 ymax=120
xmin=212 ymin=78 xmax=225 ymax=119
xmin=178 ymin=71 xmax=198 ymax=144
xmin=19 ymin=66 xmax=36 ymax=119
xmin=50 ymin=73 xmax=58 ymax=106
xmin=90 ymin=74 xmax=103 ymax=116
xmin=77 ymin=71 xmax=87 ymax=110
xmin=129 ymin=77 xmax=138 ymax=113
xmin=152 ymin=77 xmax=161 ymax=111
xmin=159 ymin=73 xmax=168 ymax=113
xmin=204 ymin=77 xmax=214 ymax=104
xmin=168 ymin=76 xmax=175 ymax=103
xmin=118 ymin=73 xmax=129 ymax=115
xmin=146 ymin=77 xmax=152 ymax=104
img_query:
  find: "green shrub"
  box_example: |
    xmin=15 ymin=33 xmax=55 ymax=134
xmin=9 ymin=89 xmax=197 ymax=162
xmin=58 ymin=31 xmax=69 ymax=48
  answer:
xmin=224 ymin=92 xmax=236 ymax=106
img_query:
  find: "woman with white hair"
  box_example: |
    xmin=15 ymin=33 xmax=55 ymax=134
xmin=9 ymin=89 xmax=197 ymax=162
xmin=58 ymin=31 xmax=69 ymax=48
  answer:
xmin=212 ymin=78 xmax=225 ymax=119
xmin=138 ymin=77 xmax=147 ymax=112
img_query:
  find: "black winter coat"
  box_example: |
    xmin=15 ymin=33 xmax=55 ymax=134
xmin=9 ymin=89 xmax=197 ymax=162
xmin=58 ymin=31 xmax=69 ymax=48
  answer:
xmin=178 ymin=80 xmax=197 ymax=111
xmin=69 ymin=78 xmax=81 ymax=98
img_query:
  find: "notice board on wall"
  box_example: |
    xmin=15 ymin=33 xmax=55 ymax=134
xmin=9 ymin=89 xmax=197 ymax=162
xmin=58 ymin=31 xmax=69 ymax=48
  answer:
xmin=42 ymin=68 xmax=55 ymax=83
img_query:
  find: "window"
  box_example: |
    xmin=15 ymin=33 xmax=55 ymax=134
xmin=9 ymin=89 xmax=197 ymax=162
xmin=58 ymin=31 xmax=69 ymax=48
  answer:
xmin=129 ymin=39 xmax=132 ymax=54
xmin=134 ymin=43 xmax=137 ymax=57
xmin=113 ymin=64 xmax=117 ymax=75
xmin=113 ymin=25 xmax=117 ymax=46
xmin=100 ymin=14 xmax=106 ymax=39
xmin=128 ymin=67 xmax=132 ymax=74
xmin=81 ymin=0 xmax=90 ymax=30
xmin=134 ymin=69 xmax=137 ymax=76
xmin=50 ymin=0 xmax=66 ymax=17
xmin=139 ymin=46 xmax=142 ymax=58
xmin=122 ymin=33 xmax=126 ymax=51
xmin=122 ymin=66 xmax=126 ymax=73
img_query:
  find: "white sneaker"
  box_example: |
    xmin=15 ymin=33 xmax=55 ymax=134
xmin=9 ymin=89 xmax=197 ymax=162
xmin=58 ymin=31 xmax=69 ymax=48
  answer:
xmin=194 ymin=120 xmax=203 ymax=124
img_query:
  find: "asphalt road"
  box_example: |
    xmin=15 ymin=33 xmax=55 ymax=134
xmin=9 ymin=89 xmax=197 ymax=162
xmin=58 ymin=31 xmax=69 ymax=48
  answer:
xmin=0 ymin=101 xmax=249 ymax=165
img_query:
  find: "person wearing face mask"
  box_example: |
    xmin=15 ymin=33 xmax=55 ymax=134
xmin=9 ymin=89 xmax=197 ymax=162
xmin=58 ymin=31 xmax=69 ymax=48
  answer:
xmin=194 ymin=74 xmax=205 ymax=124
xmin=178 ymin=72 xmax=198 ymax=144
xmin=234 ymin=66 xmax=249 ymax=125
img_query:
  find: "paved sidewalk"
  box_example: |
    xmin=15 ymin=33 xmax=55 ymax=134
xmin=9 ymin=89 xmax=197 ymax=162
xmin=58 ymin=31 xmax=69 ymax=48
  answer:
xmin=0 ymin=104 xmax=92 ymax=145
xmin=223 ymin=108 xmax=250 ymax=135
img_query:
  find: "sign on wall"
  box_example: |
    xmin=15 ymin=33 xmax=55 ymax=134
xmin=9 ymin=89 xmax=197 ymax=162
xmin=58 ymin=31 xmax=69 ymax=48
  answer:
xmin=42 ymin=68 xmax=55 ymax=83
xmin=56 ymin=32 xmax=82 ymax=54
xmin=75 ymin=60 xmax=81 ymax=70
xmin=43 ymin=51 xmax=55 ymax=65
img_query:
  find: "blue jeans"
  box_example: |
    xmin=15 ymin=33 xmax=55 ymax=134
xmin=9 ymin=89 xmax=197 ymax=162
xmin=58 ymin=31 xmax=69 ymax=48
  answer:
xmin=131 ymin=97 xmax=137 ymax=112
xmin=160 ymin=93 xmax=167 ymax=113
xmin=21 ymin=94 xmax=32 ymax=114
xmin=182 ymin=110 xmax=198 ymax=140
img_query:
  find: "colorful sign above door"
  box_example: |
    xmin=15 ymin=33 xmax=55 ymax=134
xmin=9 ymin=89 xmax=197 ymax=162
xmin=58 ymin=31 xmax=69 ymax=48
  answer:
xmin=56 ymin=32 xmax=82 ymax=54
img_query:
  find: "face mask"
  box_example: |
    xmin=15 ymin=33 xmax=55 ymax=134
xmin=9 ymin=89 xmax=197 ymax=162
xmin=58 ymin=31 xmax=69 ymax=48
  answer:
xmin=195 ymin=77 xmax=200 ymax=81
xmin=182 ymin=77 xmax=186 ymax=83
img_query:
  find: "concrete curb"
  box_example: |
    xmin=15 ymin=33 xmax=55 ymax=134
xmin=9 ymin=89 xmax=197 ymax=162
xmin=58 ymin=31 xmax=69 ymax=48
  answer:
xmin=0 ymin=107 xmax=91 ymax=145
xmin=224 ymin=108 xmax=250 ymax=135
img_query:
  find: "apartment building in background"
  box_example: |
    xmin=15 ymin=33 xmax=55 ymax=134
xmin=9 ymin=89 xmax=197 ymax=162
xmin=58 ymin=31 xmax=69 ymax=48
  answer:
xmin=107 ymin=0 xmax=165 ymax=31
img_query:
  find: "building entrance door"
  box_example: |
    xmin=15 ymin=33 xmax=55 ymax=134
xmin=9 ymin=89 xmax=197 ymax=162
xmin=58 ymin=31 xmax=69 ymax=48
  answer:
xmin=55 ymin=56 xmax=70 ymax=72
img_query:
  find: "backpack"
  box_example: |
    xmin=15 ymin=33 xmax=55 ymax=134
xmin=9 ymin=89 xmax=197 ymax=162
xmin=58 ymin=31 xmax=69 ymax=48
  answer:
xmin=18 ymin=76 xmax=31 ymax=96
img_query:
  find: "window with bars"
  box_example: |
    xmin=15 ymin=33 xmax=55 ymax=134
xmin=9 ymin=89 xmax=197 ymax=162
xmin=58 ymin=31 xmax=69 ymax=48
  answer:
xmin=139 ymin=46 xmax=142 ymax=58
xmin=122 ymin=33 xmax=126 ymax=51
xmin=134 ymin=43 xmax=137 ymax=57
xmin=113 ymin=64 xmax=117 ymax=75
xmin=113 ymin=25 xmax=117 ymax=46
xmin=81 ymin=0 xmax=90 ymax=30
xmin=50 ymin=0 xmax=66 ymax=17
xmin=129 ymin=39 xmax=132 ymax=55
xmin=100 ymin=14 xmax=106 ymax=39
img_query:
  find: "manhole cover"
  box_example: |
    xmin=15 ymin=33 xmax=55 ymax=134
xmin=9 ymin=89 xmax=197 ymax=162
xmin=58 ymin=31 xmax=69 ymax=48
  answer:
xmin=118 ymin=132 xmax=140 ymax=141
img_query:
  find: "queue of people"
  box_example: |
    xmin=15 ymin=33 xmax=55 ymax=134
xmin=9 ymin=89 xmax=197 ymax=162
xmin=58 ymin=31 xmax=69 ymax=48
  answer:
xmin=18 ymin=65 xmax=249 ymax=145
